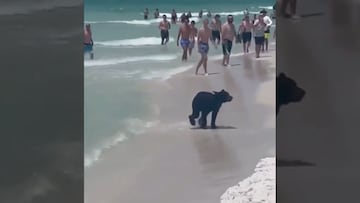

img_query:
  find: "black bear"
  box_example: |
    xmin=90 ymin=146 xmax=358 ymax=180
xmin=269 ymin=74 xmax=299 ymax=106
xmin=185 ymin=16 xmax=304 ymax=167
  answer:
xmin=276 ymin=73 xmax=306 ymax=115
xmin=188 ymin=90 xmax=233 ymax=129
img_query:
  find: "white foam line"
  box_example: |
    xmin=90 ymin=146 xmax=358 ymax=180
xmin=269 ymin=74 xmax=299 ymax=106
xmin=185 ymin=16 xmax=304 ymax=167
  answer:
xmin=220 ymin=157 xmax=275 ymax=203
xmin=95 ymin=37 xmax=175 ymax=47
xmin=84 ymin=54 xmax=177 ymax=67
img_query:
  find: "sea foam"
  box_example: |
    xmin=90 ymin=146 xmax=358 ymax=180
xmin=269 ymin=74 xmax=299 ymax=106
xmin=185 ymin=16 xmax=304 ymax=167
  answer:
xmin=220 ymin=157 xmax=275 ymax=203
xmin=85 ymin=119 xmax=160 ymax=168
xmin=95 ymin=37 xmax=175 ymax=47
xmin=84 ymin=54 xmax=177 ymax=67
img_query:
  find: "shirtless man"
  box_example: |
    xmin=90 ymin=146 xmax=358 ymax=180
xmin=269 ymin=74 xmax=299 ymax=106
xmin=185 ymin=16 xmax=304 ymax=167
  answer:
xmin=84 ymin=24 xmax=94 ymax=60
xmin=154 ymin=8 xmax=160 ymax=18
xmin=239 ymin=15 xmax=253 ymax=53
xmin=144 ymin=8 xmax=149 ymax=20
xmin=195 ymin=18 xmax=212 ymax=76
xmin=221 ymin=15 xmax=236 ymax=66
xmin=159 ymin=15 xmax=171 ymax=45
xmin=177 ymin=17 xmax=191 ymax=61
xmin=189 ymin=20 xmax=198 ymax=56
xmin=210 ymin=14 xmax=222 ymax=47
xmin=171 ymin=9 xmax=177 ymax=24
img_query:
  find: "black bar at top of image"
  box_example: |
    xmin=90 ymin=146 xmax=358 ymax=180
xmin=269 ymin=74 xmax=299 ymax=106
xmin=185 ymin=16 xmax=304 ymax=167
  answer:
xmin=0 ymin=1 xmax=84 ymax=203
xmin=276 ymin=0 xmax=360 ymax=202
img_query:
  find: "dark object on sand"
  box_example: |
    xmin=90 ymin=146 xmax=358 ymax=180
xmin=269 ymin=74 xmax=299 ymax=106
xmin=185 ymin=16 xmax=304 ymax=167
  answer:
xmin=189 ymin=90 xmax=233 ymax=129
xmin=276 ymin=72 xmax=305 ymax=115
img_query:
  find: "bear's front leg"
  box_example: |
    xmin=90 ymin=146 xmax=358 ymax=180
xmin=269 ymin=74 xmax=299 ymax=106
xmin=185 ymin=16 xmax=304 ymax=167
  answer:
xmin=210 ymin=109 xmax=219 ymax=129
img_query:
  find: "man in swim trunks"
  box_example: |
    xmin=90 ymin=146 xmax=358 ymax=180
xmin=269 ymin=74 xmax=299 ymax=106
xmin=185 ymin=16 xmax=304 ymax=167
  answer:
xmin=144 ymin=8 xmax=149 ymax=20
xmin=177 ymin=16 xmax=191 ymax=61
xmin=171 ymin=9 xmax=177 ymax=24
xmin=159 ymin=15 xmax=171 ymax=45
xmin=221 ymin=15 xmax=236 ymax=66
xmin=239 ymin=15 xmax=253 ymax=53
xmin=84 ymin=24 xmax=94 ymax=60
xmin=260 ymin=9 xmax=273 ymax=52
xmin=253 ymin=13 xmax=267 ymax=58
xmin=189 ymin=20 xmax=198 ymax=56
xmin=195 ymin=18 xmax=212 ymax=76
xmin=210 ymin=14 xmax=222 ymax=47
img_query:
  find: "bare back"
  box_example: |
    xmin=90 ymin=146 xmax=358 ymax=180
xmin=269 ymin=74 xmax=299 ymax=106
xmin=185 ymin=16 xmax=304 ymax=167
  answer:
xmin=84 ymin=29 xmax=92 ymax=43
xmin=179 ymin=24 xmax=191 ymax=40
xmin=210 ymin=19 xmax=222 ymax=31
xmin=221 ymin=23 xmax=236 ymax=41
xmin=240 ymin=20 xmax=253 ymax=32
xmin=197 ymin=27 xmax=211 ymax=43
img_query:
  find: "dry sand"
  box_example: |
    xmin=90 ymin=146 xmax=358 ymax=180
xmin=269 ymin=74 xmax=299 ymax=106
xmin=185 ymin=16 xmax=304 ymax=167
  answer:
xmin=85 ymin=46 xmax=276 ymax=203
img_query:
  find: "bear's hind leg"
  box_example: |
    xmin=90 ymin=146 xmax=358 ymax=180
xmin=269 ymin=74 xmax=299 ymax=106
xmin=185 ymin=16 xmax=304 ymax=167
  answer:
xmin=199 ymin=110 xmax=210 ymax=129
xmin=189 ymin=107 xmax=200 ymax=126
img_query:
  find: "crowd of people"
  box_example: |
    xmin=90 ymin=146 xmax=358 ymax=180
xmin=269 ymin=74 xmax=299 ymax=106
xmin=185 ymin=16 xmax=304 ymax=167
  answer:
xmin=156 ymin=8 xmax=273 ymax=76
xmin=84 ymin=7 xmax=277 ymax=77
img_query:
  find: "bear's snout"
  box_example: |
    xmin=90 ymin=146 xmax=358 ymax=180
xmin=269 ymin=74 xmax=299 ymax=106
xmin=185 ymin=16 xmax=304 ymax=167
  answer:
xmin=227 ymin=96 xmax=233 ymax=102
xmin=293 ymin=88 xmax=305 ymax=102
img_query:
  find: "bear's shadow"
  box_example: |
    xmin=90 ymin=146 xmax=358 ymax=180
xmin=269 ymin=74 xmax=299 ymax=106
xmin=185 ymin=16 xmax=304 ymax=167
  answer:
xmin=190 ymin=125 xmax=237 ymax=130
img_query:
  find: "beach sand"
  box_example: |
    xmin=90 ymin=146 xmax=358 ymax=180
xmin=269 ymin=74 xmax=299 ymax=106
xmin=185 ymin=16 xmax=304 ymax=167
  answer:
xmin=85 ymin=47 xmax=275 ymax=203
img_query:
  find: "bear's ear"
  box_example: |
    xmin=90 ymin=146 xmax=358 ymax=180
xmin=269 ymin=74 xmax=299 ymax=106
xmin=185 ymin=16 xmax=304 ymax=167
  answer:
xmin=279 ymin=73 xmax=286 ymax=78
xmin=221 ymin=89 xmax=225 ymax=92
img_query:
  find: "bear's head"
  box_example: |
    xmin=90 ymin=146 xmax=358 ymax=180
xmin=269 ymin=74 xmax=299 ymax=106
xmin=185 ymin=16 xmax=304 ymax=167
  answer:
xmin=213 ymin=89 xmax=233 ymax=103
xmin=277 ymin=73 xmax=306 ymax=114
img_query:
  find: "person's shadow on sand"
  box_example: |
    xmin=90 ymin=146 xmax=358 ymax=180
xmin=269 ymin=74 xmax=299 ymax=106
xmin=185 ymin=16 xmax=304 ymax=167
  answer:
xmin=276 ymin=72 xmax=315 ymax=167
xmin=190 ymin=126 xmax=236 ymax=130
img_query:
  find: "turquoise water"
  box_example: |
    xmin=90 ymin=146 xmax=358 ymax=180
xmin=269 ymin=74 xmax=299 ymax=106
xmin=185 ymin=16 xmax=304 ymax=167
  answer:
xmin=84 ymin=0 xmax=275 ymax=167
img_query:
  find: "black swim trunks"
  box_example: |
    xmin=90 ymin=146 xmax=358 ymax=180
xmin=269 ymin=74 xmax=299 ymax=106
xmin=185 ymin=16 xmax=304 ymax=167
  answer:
xmin=242 ymin=32 xmax=252 ymax=43
xmin=211 ymin=30 xmax=221 ymax=41
xmin=222 ymin=39 xmax=233 ymax=55
xmin=254 ymin=36 xmax=265 ymax=45
xmin=171 ymin=16 xmax=176 ymax=22
xmin=161 ymin=30 xmax=169 ymax=42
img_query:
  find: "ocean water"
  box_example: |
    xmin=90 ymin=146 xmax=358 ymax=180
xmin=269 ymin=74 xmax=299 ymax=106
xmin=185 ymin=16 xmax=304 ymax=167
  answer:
xmin=84 ymin=0 xmax=275 ymax=167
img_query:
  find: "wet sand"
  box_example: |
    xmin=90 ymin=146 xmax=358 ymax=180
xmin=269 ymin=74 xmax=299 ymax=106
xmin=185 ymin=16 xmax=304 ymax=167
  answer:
xmin=85 ymin=47 xmax=275 ymax=203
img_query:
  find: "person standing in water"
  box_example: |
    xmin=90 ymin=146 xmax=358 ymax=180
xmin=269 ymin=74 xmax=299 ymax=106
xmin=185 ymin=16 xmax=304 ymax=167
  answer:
xmin=195 ymin=18 xmax=212 ymax=76
xmin=260 ymin=9 xmax=273 ymax=52
xmin=154 ymin=8 xmax=160 ymax=18
xmin=171 ymin=9 xmax=178 ymax=24
xmin=252 ymin=14 xmax=257 ymax=24
xmin=159 ymin=15 xmax=171 ymax=45
xmin=199 ymin=10 xmax=203 ymax=18
xmin=221 ymin=15 xmax=236 ymax=66
xmin=189 ymin=20 xmax=198 ymax=56
xmin=253 ymin=13 xmax=266 ymax=58
xmin=187 ymin=11 xmax=192 ymax=18
xmin=144 ymin=8 xmax=149 ymax=20
xmin=210 ymin=14 xmax=222 ymax=47
xmin=207 ymin=10 xmax=212 ymax=18
xmin=84 ymin=24 xmax=94 ymax=60
xmin=177 ymin=17 xmax=191 ymax=61
xmin=239 ymin=15 xmax=253 ymax=53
